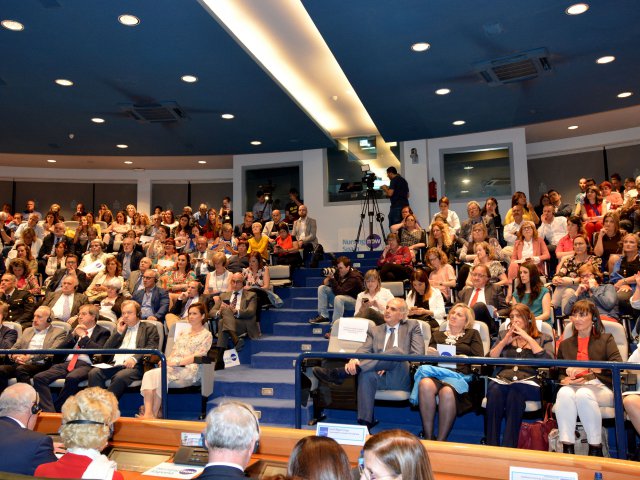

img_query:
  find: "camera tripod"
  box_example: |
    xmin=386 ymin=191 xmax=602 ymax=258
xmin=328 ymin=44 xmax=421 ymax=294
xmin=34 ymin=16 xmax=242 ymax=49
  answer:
xmin=353 ymin=188 xmax=386 ymax=252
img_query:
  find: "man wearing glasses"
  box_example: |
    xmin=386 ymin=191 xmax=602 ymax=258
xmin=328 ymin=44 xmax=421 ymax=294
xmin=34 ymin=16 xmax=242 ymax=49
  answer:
xmin=131 ymin=269 xmax=169 ymax=324
xmin=458 ymin=264 xmax=502 ymax=335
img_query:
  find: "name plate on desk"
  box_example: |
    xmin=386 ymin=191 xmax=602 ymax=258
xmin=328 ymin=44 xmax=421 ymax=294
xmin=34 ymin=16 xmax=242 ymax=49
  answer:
xmin=316 ymin=422 xmax=368 ymax=446
xmin=509 ymin=466 xmax=578 ymax=480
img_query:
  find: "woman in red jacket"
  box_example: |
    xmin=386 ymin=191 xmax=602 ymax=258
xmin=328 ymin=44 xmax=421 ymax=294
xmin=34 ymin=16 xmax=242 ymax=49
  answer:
xmin=378 ymin=232 xmax=413 ymax=281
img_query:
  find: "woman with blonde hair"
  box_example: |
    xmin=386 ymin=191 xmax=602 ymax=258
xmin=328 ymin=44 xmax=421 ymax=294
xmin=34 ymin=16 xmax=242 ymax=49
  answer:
xmin=35 ymin=387 xmax=123 ymax=480
xmin=507 ymin=220 xmax=550 ymax=280
xmin=426 ymin=247 xmax=456 ymax=302
xmin=427 ymin=220 xmax=456 ymax=264
xmin=354 ymin=269 xmax=394 ymax=325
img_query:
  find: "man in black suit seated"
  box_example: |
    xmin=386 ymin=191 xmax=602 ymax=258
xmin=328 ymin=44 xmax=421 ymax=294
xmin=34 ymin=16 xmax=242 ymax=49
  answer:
xmin=33 ymin=304 xmax=110 ymax=412
xmin=199 ymin=400 xmax=260 ymax=480
xmin=0 ymin=273 xmax=37 ymax=328
xmin=37 ymin=222 xmax=68 ymax=275
xmin=87 ymin=300 xmax=160 ymax=399
xmin=458 ymin=264 xmax=503 ymax=335
xmin=116 ymin=237 xmax=143 ymax=281
xmin=0 ymin=383 xmax=58 ymax=475
xmin=131 ymin=269 xmax=170 ymax=324
xmin=0 ymin=301 xmax=19 ymax=356
xmin=47 ymin=253 xmax=90 ymax=293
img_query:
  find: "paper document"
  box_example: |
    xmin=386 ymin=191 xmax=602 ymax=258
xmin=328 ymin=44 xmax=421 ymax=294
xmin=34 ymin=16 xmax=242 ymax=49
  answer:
xmin=337 ymin=317 xmax=369 ymax=342
xmin=143 ymin=462 xmax=204 ymax=479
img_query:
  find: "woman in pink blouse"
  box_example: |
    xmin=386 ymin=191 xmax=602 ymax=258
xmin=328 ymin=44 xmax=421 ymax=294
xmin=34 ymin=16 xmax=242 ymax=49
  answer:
xmin=507 ymin=221 xmax=550 ymax=280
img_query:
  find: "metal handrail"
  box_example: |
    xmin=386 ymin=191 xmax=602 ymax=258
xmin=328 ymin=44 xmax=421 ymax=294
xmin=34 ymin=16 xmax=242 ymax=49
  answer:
xmin=0 ymin=348 xmax=168 ymax=418
xmin=295 ymin=352 xmax=640 ymax=459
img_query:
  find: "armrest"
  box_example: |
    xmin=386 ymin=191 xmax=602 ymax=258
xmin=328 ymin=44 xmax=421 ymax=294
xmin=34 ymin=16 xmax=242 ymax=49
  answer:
xmin=194 ymin=355 xmax=212 ymax=364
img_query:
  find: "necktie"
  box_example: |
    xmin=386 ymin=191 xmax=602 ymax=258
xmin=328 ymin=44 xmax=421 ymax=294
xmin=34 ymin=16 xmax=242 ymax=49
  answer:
xmin=469 ymin=288 xmax=481 ymax=307
xmin=61 ymin=295 xmax=71 ymax=321
xmin=123 ymin=253 xmax=131 ymax=279
xmin=384 ymin=327 xmax=396 ymax=352
xmin=231 ymin=292 xmax=239 ymax=310
xmin=67 ymin=343 xmax=80 ymax=372
xmin=182 ymin=297 xmax=193 ymax=318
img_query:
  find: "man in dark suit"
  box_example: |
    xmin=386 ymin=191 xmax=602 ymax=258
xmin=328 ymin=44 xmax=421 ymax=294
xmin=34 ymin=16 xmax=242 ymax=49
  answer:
xmin=131 ymin=269 xmax=170 ymax=323
xmin=37 ymin=222 xmax=68 ymax=275
xmin=291 ymin=205 xmax=323 ymax=267
xmin=458 ymin=264 xmax=502 ymax=335
xmin=0 ymin=383 xmax=58 ymax=475
xmin=116 ymin=237 xmax=143 ymax=281
xmin=47 ymin=253 xmax=90 ymax=293
xmin=0 ymin=273 xmax=37 ymax=327
xmin=33 ymin=304 xmax=110 ymax=412
xmin=313 ymin=298 xmax=425 ymax=428
xmin=210 ymin=273 xmax=257 ymax=368
xmin=199 ymin=400 xmax=260 ymax=480
xmin=126 ymin=256 xmax=153 ymax=295
xmin=0 ymin=302 xmax=19 ymax=358
xmin=165 ymin=280 xmax=206 ymax=330
xmin=40 ymin=275 xmax=88 ymax=322
xmin=0 ymin=305 xmax=66 ymax=395
xmin=87 ymin=299 xmax=160 ymax=399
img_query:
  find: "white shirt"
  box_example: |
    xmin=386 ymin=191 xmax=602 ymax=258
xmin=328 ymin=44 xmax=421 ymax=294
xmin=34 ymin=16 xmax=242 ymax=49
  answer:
xmin=405 ymin=289 xmax=446 ymax=323
xmin=66 ymin=325 xmax=95 ymax=365
xmin=522 ymin=239 xmax=534 ymax=259
xmin=297 ymin=218 xmax=308 ymax=241
xmin=355 ymin=288 xmax=395 ymax=314
xmin=113 ymin=322 xmax=140 ymax=366
xmin=52 ymin=293 xmax=75 ymax=320
xmin=503 ymin=220 xmax=524 ymax=246
xmin=537 ymin=216 xmax=567 ymax=245
xmin=383 ymin=324 xmax=399 ymax=350
xmin=467 ymin=287 xmax=486 ymax=306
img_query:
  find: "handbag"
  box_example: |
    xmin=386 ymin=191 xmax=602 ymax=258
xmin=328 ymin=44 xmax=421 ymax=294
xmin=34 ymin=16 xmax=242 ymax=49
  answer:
xmin=518 ymin=403 xmax=557 ymax=451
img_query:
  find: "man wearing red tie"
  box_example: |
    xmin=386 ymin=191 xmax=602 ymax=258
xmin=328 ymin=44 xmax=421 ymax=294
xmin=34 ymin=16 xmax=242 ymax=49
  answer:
xmin=32 ymin=304 xmax=110 ymax=412
xmin=458 ymin=265 xmax=502 ymax=335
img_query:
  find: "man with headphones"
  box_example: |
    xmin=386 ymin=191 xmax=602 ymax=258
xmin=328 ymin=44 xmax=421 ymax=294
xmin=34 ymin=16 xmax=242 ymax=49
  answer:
xmin=0 ymin=383 xmax=58 ymax=475
xmin=200 ymin=400 xmax=260 ymax=480
xmin=0 ymin=305 xmax=66 ymax=394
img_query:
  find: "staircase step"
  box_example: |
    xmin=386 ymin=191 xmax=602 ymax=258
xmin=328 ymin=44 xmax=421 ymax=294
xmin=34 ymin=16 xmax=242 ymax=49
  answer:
xmin=251 ymin=352 xmax=300 ymax=369
xmin=251 ymin=335 xmax=328 ymax=354
xmin=289 ymin=297 xmax=318 ymax=309
xmin=272 ymin=321 xmax=329 ymax=337
xmin=206 ymin=395 xmax=314 ymax=427
xmin=304 ymin=276 xmax=324 ymax=287
xmin=274 ymin=286 xmax=318 ymax=299
xmin=212 ymin=366 xmax=298 ymax=399
xmin=261 ymin=308 xmax=317 ymax=324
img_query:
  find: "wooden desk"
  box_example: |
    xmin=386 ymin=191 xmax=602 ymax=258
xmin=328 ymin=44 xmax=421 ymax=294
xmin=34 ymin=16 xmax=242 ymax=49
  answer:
xmin=36 ymin=414 xmax=640 ymax=479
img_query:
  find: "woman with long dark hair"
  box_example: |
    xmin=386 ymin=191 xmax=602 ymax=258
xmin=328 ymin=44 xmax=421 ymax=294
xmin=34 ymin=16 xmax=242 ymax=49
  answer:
xmin=406 ymin=268 xmax=445 ymax=329
xmin=507 ymin=261 xmax=551 ymax=325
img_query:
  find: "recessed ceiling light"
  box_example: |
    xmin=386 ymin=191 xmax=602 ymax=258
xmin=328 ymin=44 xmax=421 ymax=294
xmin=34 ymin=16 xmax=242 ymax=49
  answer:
xmin=91 ymin=117 xmax=105 ymax=124
xmin=198 ymin=160 xmax=207 ymax=164
xmin=181 ymin=75 xmax=198 ymax=83
xmin=55 ymin=79 xmax=73 ymax=87
xmin=411 ymin=42 xmax=431 ymax=52
xmin=337 ymin=178 xmax=344 ymax=181
xmin=116 ymin=144 xmax=128 ymax=149
xmin=435 ymin=88 xmax=451 ymax=95
xmin=118 ymin=14 xmax=140 ymax=26
xmin=1 ymin=19 xmax=24 ymax=31
xmin=617 ymin=91 xmax=633 ymax=98
xmin=596 ymin=55 xmax=615 ymax=64
xmin=221 ymin=113 xmax=235 ymax=120
xmin=461 ymin=190 xmax=469 ymax=194
xmin=46 ymin=159 xmax=57 ymax=163
xmin=566 ymin=3 xmax=589 ymax=15
xmin=462 ymin=179 xmax=470 ymax=184
xmin=452 ymin=120 xmax=466 ymax=126
xmin=568 ymin=125 xmax=579 ymax=130
xmin=124 ymin=161 xmax=133 ymax=165
xmin=463 ymin=166 xmax=474 ymax=170
xmin=250 ymin=140 xmax=262 ymax=146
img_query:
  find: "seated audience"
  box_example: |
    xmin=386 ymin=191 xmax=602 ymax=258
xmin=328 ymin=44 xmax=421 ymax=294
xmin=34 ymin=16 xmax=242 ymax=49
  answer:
xmin=85 ymin=255 xmax=124 ymax=303
xmin=104 ymin=211 xmax=130 ymax=247
xmin=308 ymin=256 xmax=363 ymax=325
xmin=426 ymin=247 xmax=457 ymax=302
xmin=427 ymin=220 xmax=456 ymax=265
xmin=537 ymin=203 xmax=568 ymax=272
xmin=507 ymin=221 xmax=550 ymax=280
xmin=390 ymin=205 xmax=416 ymax=233
xmin=292 ymin=205 xmax=322 ymax=267
xmin=8 ymin=242 xmax=38 ymax=274
xmin=272 ymin=223 xmax=302 ymax=267
xmin=33 ymin=304 xmax=110 ymax=412
xmin=623 ymin=329 xmax=640 ymax=444
xmin=73 ymin=226 xmax=98 ymax=258
xmin=466 ymin=241 xmax=508 ymax=287
xmin=227 ymin=239 xmax=250 ymax=273
xmin=406 ymin=268 xmax=445 ymax=329
xmin=564 ymin=264 xmax=619 ymax=321
xmin=503 ymin=204 xmax=526 ymax=250
xmin=99 ymin=278 xmax=126 ymax=321
xmin=0 ymin=306 xmax=66 ymax=394
xmin=164 ymin=280 xmax=203 ymax=329
xmin=556 ymin=215 xmax=587 ymax=260
xmin=202 ymin=209 xmax=221 ymax=240
xmin=190 ymin=236 xmax=212 ymax=283
xmin=243 ymin=252 xmax=272 ymax=321
xmin=431 ymin=196 xmax=460 ymax=234
xmin=253 ymin=190 xmax=272 ymax=223
xmin=581 ymin=185 xmax=607 ymax=238
xmin=162 ymin=209 xmax=179 ymax=232
xmin=504 ymin=191 xmax=539 ymax=225
xmin=287 ymin=436 xmax=352 ymax=480
xmin=507 ymin=262 xmax=551 ymax=325
xmin=354 ymin=269 xmax=394 ymax=325
xmin=485 ymin=304 xmax=554 ymax=448
xmin=125 ymin=257 xmax=152 ymax=295
xmin=154 ymin=238 xmax=178 ymax=274
xmin=415 ymin=303 xmax=483 ymax=441
xmin=396 ymin=213 xmax=426 ymax=261
xmin=261 ymin=209 xmax=282 ymax=241
xmin=555 ymin=300 xmax=622 ymax=456
xmin=144 ymin=225 xmax=169 ymax=264
xmin=377 ymin=232 xmax=413 ymax=281
xmin=218 ymin=196 xmax=233 ymax=225
xmin=45 ymin=239 xmax=68 ymax=277
xmin=35 ymin=387 xmax=123 ymax=480
xmin=458 ymin=265 xmax=502 ymax=335
xmin=16 ymin=213 xmax=44 ymax=243
xmin=360 ymin=429 xmax=435 ymax=480
xmin=41 ymin=276 xmax=89 ymax=323
xmin=159 ymin=252 xmax=197 ymax=296
xmin=548 ymin=189 xmax=573 ymax=217
xmin=284 ymin=188 xmax=303 ymax=223
xmin=87 ymin=300 xmax=160 ymax=399
xmin=458 ymin=222 xmax=504 ymax=289
xmin=459 ymin=200 xmax=496 ymax=243
xmin=234 ymin=211 xmax=254 ymax=239
xmin=551 ymin=235 xmax=601 ymax=311
xmin=0 ymin=383 xmax=57 ymax=475
xmin=131 ymin=270 xmax=169 ymax=323
xmin=248 ymin=222 xmax=269 ymax=260
xmin=601 ymin=180 xmax=623 ymax=211
xmin=609 ymin=232 xmax=639 ymax=316
xmin=205 ymin=252 xmax=232 ymax=295
xmin=116 ymin=237 xmax=143 ymax=281
xmin=535 ymin=192 xmax=551 ymax=218
xmin=48 ymin=254 xmax=90 ymax=293
xmin=139 ymin=302 xmax=212 ymax=419
xmin=10 ymin=227 xmax=42 ymax=265
xmin=212 ymin=223 xmax=238 ymax=256
xmin=593 ymin=211 xmax=623 ymax=273
xmin=314 ymin=298 xmax=424 ymax=429
xmin=0 ymin=301 xmax=18 ymax=349
xmin=482 ymin=196 xmax=504 ymax=246
xmin=1 ymin=272 xmax=37 ymax=327
xmin=8 ymin=257 xmax=40 ymax=295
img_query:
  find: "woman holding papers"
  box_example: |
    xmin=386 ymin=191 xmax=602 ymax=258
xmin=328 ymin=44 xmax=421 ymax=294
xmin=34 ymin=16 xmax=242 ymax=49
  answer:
xmin=485 ymin=304 xmax=554 ymax=447
xmin=414 ymin=303 xmax=483 ymax=441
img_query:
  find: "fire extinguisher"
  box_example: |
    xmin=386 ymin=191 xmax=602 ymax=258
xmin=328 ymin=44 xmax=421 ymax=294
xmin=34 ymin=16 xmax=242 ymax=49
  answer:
xmin=428 ymin=178 xmax=438 ymax=203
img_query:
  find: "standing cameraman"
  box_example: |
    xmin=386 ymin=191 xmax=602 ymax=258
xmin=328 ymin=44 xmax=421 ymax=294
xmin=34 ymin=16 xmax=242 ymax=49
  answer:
xmin=381 ymin=166 xmax=409 ymax=228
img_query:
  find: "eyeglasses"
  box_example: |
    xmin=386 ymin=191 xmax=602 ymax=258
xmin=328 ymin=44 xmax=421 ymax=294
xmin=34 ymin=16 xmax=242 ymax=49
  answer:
xmin=358 ymin=461 xmax=397 ymax=480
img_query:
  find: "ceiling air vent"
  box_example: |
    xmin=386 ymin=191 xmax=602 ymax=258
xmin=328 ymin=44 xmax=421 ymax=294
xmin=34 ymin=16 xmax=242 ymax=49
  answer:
xmin=474 ymin=48 xmax=551 ymax=86
xmin=119 ymin=101 xmax=188 ymax=123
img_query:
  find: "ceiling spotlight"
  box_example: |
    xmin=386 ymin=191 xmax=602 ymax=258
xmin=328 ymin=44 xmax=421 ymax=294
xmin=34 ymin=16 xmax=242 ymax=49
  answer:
xmin=596 ymin=55 xmax=615 ymax=64
xmin=116 ymin=144 xmax=129 ymax=149
xmin=566 ymin=3 xmax=589 ymax=15
xmin=55 ymin=79 xmax=73 ymax=87
xmin=411 ymin=42 xmax=431 ymax=52
xmin=124 ymin=160 xmax=133 ymax=165
xmin=221 ymin=113 xmax=235 ymax=119
xmin=1 ymin=19 xmax=24 ymax=31
xmin=452 ymin=120 xmax=466 ymax=126
xmin=435 ymin=88 xmax=451 ymax=95
xmin=250 ymin=140 xmax=262 ymax=146
xmin=181 ymin=75 xmax=198 ymax=83
xmin=568 ymin=125 xmax=579 ymax=130
xmin=46 ymin=159 xmax=57 ymax=163
xmin=118 ymin=14 xmax=140 ymax=26
xmin=198 ymin=160 xmax=207 ymax=164
xmin=91 ymin=117 xmax=105 ymax=124
xmin=463 ymin=166 xmax=474 ymax=170
xmin=617 ymin=91 xmax=633 ymax=98
xmin=462 ymin=179 xmax=470 ymax=184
